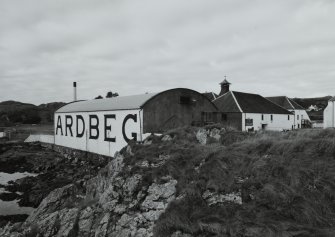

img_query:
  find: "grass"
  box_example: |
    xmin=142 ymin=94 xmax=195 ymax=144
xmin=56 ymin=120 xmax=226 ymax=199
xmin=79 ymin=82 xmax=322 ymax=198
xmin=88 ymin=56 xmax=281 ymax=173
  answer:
xmin=122 ymin=127 xmax=335 ymax=236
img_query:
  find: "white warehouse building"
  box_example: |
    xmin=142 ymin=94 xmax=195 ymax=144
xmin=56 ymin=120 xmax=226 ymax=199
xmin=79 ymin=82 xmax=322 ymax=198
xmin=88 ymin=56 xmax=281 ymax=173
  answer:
xmin=324 ymin=97 xmax=335 ymax=128
xmin=54 ymin=88 xmax=218 ymax=157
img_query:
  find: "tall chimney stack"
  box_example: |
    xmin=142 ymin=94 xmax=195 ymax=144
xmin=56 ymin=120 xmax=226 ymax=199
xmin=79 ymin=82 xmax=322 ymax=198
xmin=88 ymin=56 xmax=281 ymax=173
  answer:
xmin=73 ymin=82 xmax=77 ymax=101
xmin=219 ymin=78 xmax=231 ymax=96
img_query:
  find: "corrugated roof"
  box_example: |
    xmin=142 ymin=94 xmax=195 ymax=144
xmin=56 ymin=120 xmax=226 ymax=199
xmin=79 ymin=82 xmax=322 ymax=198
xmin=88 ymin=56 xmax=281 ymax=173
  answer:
xmin=56 ymin=93 xmax=158 ymax=113
xmin=214 ymin=91 xmax=292 ymax=114
xmin=266 ymin=96 xmax=305 ymax=110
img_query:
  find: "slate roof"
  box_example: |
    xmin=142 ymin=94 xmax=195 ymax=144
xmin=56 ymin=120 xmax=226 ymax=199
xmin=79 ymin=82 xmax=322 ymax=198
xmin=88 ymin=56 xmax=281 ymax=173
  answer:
xmin=56 ymin=93 xmax=158 ymax=113
xmin=214 ymin=91 xmax=292 ymax=114
xmin=266 ymin=96 xmax=305 ymax=110
xmin=203 ymin=92 xmax=218 ymax=101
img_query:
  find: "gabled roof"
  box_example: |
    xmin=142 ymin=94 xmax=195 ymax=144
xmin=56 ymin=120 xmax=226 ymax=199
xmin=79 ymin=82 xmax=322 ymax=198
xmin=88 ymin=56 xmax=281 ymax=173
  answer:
xmin=214 ymin=91 xmax=292 ymax=114
xmin=203 ymin=92 xmax=218 ymax=101
xmin=266 ymin=96 xmax=305 ymax=110
xmin=56 ymin=93 xmax=158 ymax=113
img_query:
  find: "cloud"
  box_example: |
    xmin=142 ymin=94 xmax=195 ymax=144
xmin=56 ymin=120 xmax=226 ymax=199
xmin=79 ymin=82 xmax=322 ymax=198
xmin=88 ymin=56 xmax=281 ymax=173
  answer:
xmin=0 ymin=0 xmax=334 ymax=104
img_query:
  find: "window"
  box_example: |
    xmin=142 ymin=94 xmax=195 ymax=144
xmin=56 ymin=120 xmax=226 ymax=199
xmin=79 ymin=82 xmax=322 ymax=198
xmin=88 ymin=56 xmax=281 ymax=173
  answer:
xmin=245 ymin=118 xmax=253 ymax=126
xmin=221 ymin=113 xmax=227 ymax=121
xmin=297 ymin=115 xmax=299 ymax=120
xmin=261 ymin=114 xmax=264 ymax=120
xmin=301 ymin=115 xmax=303 ymax=120
xmin=271 ymin=115 xmax=273 ymax=121
xmin=288 ymin=115 xmax=290 ymax=120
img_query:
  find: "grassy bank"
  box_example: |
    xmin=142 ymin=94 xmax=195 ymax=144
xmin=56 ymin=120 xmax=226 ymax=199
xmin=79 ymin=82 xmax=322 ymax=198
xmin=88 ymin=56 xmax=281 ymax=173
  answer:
xmin=123 ymin=128 xmax=335 ymax=236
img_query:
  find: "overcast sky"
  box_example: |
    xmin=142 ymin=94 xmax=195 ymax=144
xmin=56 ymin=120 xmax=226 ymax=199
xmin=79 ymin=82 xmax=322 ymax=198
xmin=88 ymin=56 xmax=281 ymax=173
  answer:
xmin=0 ymin=0 xmax=334 ymax=105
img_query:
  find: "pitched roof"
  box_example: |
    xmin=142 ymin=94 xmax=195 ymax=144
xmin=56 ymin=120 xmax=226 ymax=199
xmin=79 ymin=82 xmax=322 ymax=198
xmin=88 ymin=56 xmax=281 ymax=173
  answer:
xmin=220 ymin=79 xmax=231 ymax=85
xmin=266 ymin=96 xmax=305 ymax=110
xmin=56 ymin=93 xmax=158 ymax=113
xmin=202 ymin=92 xmax=218 ymax=101
xmin=214 ymin=91 xmax=292 ymax=114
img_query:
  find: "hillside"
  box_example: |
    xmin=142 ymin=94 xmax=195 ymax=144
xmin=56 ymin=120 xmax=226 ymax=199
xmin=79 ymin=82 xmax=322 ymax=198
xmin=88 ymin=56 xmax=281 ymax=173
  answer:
xmin=1 ymin=126 xmax=335 ymax=236
xmin=291 ymin=96 xmax=332 ymax=110
xmin=0 ymin=101 xmax=65 ymax=126
xmin=291 ymin=96 xmax=332 ymax=121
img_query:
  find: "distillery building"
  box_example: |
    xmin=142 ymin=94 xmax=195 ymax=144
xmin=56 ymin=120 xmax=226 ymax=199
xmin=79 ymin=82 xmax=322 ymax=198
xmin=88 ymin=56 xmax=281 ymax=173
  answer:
xmin=54 ymin=88 xmax=219 ymax=156
xmin=212 ymin=80 xmax=294 ymax=131
xmin=266 ymin=96 xmax=311 ymax=128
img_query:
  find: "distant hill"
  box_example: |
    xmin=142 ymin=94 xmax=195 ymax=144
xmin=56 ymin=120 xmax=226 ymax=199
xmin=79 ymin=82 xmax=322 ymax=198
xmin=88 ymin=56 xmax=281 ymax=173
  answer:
xmin=291 ymin=96 xmax=332 ymax=121
xmin=0 ymin=101 xmax=66 ymax=126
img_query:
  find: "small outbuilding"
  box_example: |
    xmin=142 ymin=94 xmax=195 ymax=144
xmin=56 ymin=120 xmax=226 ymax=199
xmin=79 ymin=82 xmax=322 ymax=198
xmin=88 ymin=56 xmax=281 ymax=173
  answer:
xmin=323 ymin=97 xmax=335 ymax=128
xmin=54 ymin=88 xmax=218 ymax=156
xmin=212 ymin=80 xmax=294 ymax=131
xmin=266 ymin=96 xmax=311 ymax=128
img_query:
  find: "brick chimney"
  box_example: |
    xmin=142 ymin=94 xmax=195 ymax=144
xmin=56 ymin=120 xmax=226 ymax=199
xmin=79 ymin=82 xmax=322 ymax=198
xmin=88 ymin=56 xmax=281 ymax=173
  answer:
xmin=219 ymin=79 xmax=231 ymax=96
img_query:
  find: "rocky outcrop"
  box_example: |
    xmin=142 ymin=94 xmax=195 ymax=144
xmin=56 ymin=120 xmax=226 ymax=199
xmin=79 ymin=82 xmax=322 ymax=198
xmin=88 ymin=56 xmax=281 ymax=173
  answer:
xmin=1 ymin=148 xmax=178 ymax=237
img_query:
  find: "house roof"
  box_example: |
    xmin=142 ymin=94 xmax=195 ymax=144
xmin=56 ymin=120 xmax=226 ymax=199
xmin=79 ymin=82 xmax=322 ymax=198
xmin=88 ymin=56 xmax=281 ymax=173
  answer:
xmin=203 ymin=92 xmax=218 ymax=101
xmin=56 ymin=93 xmax=158 ymax=113
xmin=266 ymin=96 xmax=305 ymax=110
xmin=329 ymin=97 xmax=335 ymax=102
xmin=213 ymin=91 xmax=292 ymax=114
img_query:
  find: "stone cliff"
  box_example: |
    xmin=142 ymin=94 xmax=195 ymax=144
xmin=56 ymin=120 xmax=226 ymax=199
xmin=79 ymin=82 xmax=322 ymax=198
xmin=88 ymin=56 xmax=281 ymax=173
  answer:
xmin=2 ymin=127 xmax=335 ymax=236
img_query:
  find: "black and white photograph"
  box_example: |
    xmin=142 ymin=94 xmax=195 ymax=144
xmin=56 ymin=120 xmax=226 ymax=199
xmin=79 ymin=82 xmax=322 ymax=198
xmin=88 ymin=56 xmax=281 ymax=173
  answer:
xmin=1 ymin=0 xmax=335 ymax=236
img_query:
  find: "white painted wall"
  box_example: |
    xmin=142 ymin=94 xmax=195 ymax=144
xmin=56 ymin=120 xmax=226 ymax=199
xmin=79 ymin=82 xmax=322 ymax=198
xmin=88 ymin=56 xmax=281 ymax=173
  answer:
xmin=312 ymin=122 xmax=324 ymax=128
xmin=54 ymin=109 xmax=143 ymax=157
xmin=25 ymin=135 xmax=55 ymax=144
xmin=291 ymin=109 xmax=310 ymax=129
xmin=324 ymin=101 xmax=335 ymax=128
xmin=242 ymin=113 xmax=294 ymax=131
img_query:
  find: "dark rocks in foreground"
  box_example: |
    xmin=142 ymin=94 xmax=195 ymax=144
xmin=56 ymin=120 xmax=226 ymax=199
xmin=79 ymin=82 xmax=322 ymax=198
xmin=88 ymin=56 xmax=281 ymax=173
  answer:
xmin=0 ymin=142 xmax=110 ymax=227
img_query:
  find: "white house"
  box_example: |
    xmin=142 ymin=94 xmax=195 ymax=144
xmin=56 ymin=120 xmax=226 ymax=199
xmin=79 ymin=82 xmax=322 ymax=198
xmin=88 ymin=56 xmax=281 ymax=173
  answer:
xmin=323 ymin=97 xmax=335 ymax=128
xmin=266 ymin=96 xmax=311 ymax=129
xmin=212 ymin=81 xmax=294 ymax=131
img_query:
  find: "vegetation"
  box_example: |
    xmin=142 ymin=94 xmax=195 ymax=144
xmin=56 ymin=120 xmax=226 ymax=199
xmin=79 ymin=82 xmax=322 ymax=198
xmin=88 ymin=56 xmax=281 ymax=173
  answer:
xmin=122 ymin=127 xmax=335 ymax=236
xmin=0 ymin=100 xmax=65 ymax=125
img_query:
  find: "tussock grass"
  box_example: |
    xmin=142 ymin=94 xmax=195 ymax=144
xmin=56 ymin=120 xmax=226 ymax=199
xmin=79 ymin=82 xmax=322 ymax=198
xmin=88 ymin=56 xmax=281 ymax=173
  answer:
xmin=122 ymin=127 xmax=335 ymax=236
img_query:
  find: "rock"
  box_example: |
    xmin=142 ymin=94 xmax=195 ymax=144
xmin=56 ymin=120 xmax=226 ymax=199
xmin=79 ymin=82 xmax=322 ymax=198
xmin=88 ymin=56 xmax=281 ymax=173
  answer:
xmin=143 ymin=139 xmax=152 ymax=145
xmin=95 ymin=213 xmax=110 ymax=237
xmin=161 ymin=135 xmax=172 ymax=141
xmin=141 ymin=179 xmax=177 ymax=211
xmin=171 ymin=231 xmax=193 ymax=237
xmin=126 ymin=146 xmax=134 ymax=156
xmin=142 ymin=210 xmax=164 ymax=222
xmin=26 ymin=184 xmax=83 ymax=225
xmin=196 ymin=129 xmax=207 ymax=145
xmin=123 ymin=174 xmax=142 ymax=197
xmin=78 ymin=206 xmax=95 ymax=237
xmin=209 ymin=128 xmax=221 ymax=140
xmin=202 ymin=190 xmax=242 ymax=205
xmin=57 ymin=208 xmax=79 ymax=236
